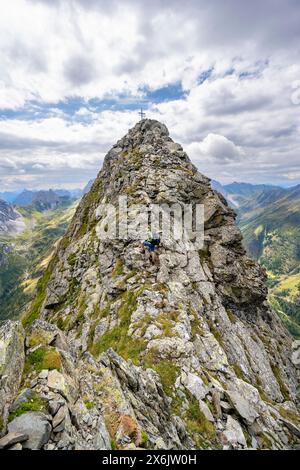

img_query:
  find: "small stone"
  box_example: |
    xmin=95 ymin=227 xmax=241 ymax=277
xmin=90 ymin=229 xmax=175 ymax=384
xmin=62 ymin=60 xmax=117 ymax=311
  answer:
xmin=83 ymin=413 xmax=92 ymax=425
xmin=45 ymin=443 xmax=55 ymax=450
xmin=38 ymin=369 xmax=49 ymax=380
xmin=53 ymin=420 xmax=65 ymax=433
xmin=47 ymin=370 xmax=66 ymax=395
xmin=0 ymin=432 xmax=28 ymax=449
xmin=280 ymin=418 xmax=300 ymax=438
xmin=8 ymin=443 xmax=23 ymax=450
xmin=220 ymin=400 xmax=233 ymax=412
xmin=198 ymin=399 xmax=214 ymax=422
xmin=52 ymin=405 xmax=67 ymax=428
xmin=123 ymin=443 xmax=136 ymax=450
xmin=49 ymin=400 xmax=63 ymax=416
xmin=179 ymin=371 xmax=207 ymax=400
xmin=30 ymin=379 xmax=38 ymax=388
xmin=251 ymin=436 xmax=258 ymax=449
xmin=212 ymin=389 xmax=222 ymax=419
xmin=222 ymin=415 xmax=247 ymax=448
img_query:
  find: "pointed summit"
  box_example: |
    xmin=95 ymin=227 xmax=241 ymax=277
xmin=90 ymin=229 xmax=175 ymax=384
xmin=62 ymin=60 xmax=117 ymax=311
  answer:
xmin=2 ymin=120 xmax=298 ymax=450
xmin=107 ymin=119 xmax=180 ymax=165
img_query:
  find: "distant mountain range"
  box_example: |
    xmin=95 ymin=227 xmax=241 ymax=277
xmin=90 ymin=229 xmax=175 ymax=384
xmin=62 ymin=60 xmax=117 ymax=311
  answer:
xmin=212 ymin=180 xmax=300 ymax=338
xmin=211 ymin=180 xmax=290 ymax=208
xmin=0 ymin=186 xmax=83 ymax=206
xmin=13 ymin=188 xmax=82 ymax=209
xmin=0 ymin=191 xmax=21 ymax=204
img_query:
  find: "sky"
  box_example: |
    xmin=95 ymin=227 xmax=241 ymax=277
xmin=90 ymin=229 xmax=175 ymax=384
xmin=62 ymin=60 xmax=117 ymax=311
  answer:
xmin=0 ymin=0 xmax=300 ymax=190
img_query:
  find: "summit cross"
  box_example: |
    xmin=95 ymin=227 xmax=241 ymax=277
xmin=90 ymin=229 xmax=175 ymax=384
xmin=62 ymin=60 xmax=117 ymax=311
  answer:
xmin=139 ymin=108 xmax=146 ymax=120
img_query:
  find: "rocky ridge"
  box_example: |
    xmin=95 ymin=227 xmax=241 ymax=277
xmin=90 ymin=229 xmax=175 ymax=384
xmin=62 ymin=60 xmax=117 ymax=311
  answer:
xmin=0 ymin=119 xmax=299 ymax=450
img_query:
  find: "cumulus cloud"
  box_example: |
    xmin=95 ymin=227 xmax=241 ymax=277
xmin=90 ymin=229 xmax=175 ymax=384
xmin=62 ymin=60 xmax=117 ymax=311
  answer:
xmin=187 ymin=134 xmax=245 ymax=164
xmin=0 ymin=0 xmax=300 ymax=188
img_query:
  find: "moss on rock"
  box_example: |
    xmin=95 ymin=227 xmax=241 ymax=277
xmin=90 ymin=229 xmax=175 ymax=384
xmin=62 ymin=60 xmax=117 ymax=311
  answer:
xmin=8 ymin=391 xmax=46 ymax=422
xmin=24 ymin=346 xmax=61 ymax=375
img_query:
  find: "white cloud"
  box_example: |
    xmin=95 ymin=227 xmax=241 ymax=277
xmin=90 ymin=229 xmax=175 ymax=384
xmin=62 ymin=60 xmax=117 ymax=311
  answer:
xmin=187 ymin=134 xmax=245 ymax=164
xmin=0 ymin=0 xmax=300 ymax=188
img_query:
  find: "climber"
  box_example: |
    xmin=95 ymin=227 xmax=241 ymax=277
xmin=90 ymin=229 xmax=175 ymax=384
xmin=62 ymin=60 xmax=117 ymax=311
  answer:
xmin=142 ymin=232 xmax=161 ymax=266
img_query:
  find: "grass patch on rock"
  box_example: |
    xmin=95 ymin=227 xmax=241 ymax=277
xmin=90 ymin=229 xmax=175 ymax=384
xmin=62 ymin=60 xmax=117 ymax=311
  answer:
xmin=184 ymin=394 xmax=217 ymax=448
xmin=112 ymin=259 xmax=124 ymax=278
xmin=90 ymin=287 xmax=146 ymax=365
xmin=21 ymin=265 xmax=53 ymax=328
xmin=24 ymin=346 xmax=61 ymax=375
xmin=8 ymin=391 xmax=46 ymax=422
xmin=143 ymin=353 xmax=179 ymax=396
xmin=271 ymin=364 xmax=290 ymax=401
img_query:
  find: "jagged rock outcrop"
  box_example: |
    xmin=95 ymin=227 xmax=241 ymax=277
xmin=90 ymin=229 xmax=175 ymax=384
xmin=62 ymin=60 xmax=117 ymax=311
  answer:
xmin=0 ymin=321 xmax=25 ymax=429
xmin=0 ymin=120 xmax=299 ymax=450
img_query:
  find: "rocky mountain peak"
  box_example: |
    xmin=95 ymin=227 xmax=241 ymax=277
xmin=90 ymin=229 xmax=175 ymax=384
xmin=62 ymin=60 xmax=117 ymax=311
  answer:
xmin=118 ymin=118 xmax=170 ymax=144
xmin=0 ymin=120 xmax=299 ymax=450
xmin=119 ymin=119 xmax=170 ymax=151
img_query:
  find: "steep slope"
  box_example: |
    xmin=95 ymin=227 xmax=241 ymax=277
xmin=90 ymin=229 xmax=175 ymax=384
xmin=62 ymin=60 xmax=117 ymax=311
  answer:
xmin=82 ymin=179 xmax=95 ymax=195
xmin=14 ymin=190 xmax=36 ymax=207
xmin=1 ymin=120 xmax=299 ymax=451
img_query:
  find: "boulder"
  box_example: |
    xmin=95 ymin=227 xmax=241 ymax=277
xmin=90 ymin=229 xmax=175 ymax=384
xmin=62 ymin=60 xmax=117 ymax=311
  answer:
xmin=8 ymin=412 xmax=51 ymax=450
xmin=222 ymin=416 xmax=247 ymax=448
xmin=194 ymin=332 xmax=229 ymax=371
xmin=0 ymin=431 xmax=28 ymax=449
xmin=47 ymin=370 xmax=67 ymax=395
xmin=52 ymin=404 xmax=67 ymax=429
xmin=48 ymin=399 xmax=64 ymax=416
xmin=291 ymin=340 xmax=300 ymax=368
xmin=179 ymin=371 xmax=207 ymax=401
xmin=225 ymin=379 xmax=261 ymax=425
xmin=198 ymin=400 xmax=214 ymax=422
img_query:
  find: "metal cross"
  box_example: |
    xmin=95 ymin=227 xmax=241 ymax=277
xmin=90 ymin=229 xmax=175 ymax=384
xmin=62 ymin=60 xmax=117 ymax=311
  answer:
xmin=139 ymin=108 xmax=146 ymax=120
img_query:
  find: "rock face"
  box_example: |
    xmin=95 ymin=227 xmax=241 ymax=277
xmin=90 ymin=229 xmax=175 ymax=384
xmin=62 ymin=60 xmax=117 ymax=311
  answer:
xmin=0 ymin=321 xmax=25 ymax=430
xmin=8 ymin=412 xmax=51 ymax=450
xmin=0 ymin=119 xmax=299 ymax=450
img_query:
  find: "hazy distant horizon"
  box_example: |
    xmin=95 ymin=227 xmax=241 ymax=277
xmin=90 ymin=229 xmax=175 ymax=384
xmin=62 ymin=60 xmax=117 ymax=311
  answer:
xmin=1 ymin=177 xmax=299 ymax=196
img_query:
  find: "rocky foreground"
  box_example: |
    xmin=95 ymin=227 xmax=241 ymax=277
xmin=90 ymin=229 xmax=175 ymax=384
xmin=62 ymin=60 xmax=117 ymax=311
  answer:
xmin=0 ymin=120 xmax=299 ymax=450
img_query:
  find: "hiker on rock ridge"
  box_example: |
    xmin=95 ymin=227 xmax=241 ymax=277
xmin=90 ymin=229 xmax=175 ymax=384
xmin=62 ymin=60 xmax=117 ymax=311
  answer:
xmin=141 ymin=231 xmax=161 ymax=266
